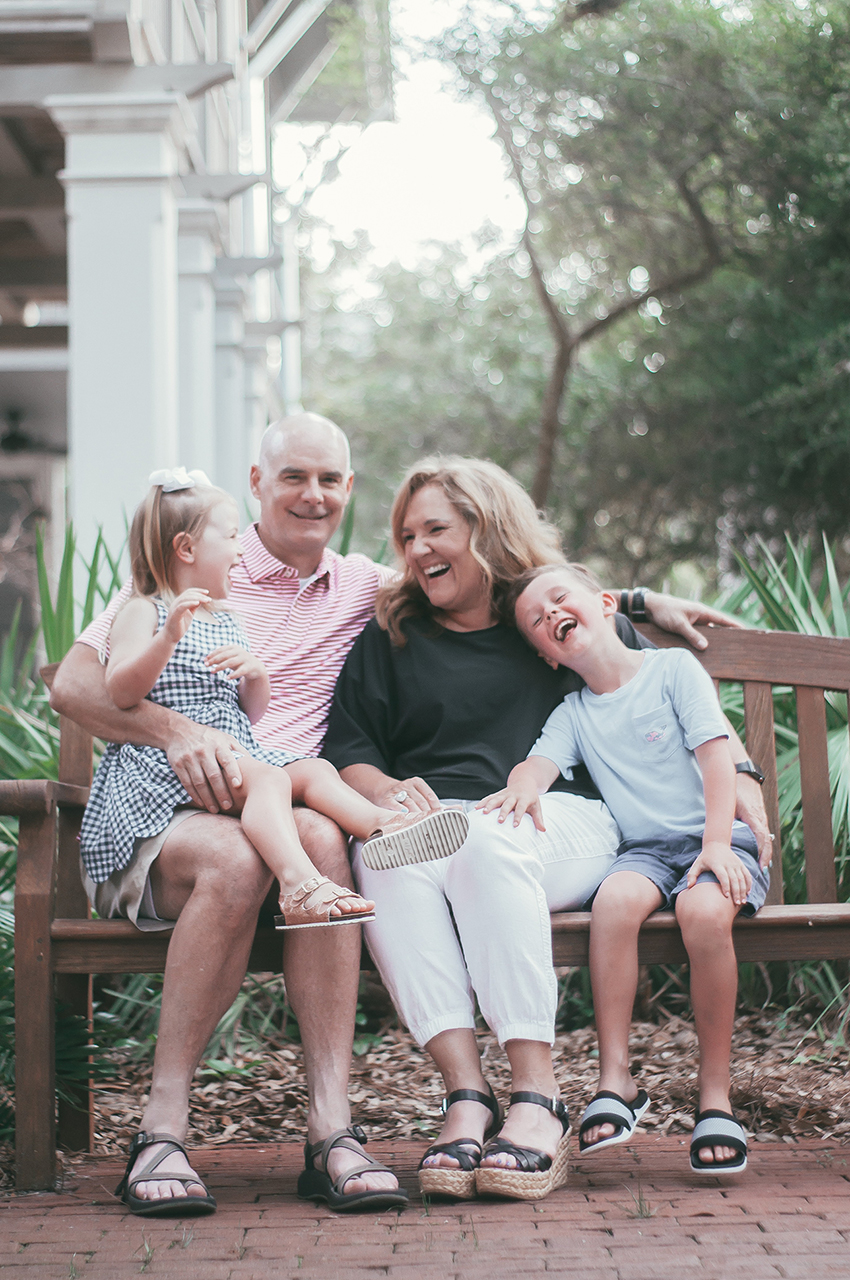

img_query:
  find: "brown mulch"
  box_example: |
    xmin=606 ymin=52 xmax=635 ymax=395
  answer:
xmin=85 ymin=1008 xmax=849 ymax=1158
xmin=2 ymin=1001 xmax=846 ymax=1189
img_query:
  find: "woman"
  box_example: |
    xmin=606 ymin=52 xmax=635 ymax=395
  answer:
xmin=322 ymin=457 xmax=757 ymax=1202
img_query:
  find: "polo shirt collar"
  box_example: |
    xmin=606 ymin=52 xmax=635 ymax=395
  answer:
xmin=239 ymin=524 xmax=336 ymax=584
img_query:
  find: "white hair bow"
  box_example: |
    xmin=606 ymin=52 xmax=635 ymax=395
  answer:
xmin=148 ymin=467 xmax=212 ymax=493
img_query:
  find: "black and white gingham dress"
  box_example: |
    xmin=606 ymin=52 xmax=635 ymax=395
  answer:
xmin=80 ymin=600 xmax=304 ymax=883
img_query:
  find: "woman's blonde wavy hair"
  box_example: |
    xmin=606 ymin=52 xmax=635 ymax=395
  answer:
xmin=376 ymin=456 xmax=565 ymax=646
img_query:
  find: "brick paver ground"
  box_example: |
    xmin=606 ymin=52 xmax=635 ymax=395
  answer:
xmin=1 ymin=1137 xmax=848 ymax=1278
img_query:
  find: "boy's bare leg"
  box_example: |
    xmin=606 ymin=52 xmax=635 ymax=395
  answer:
xmin=676 ymin=881 xmax=741 ymax=1164
xmin=129 ymin=813 xmax=275 ymax=1203
xmin=582 ymin=872 xmax=663 ymax=1149
xmin=286 ymin=807 xmax=398 ymax=1196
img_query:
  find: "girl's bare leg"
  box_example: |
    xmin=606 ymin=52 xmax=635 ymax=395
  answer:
xmin=676 ymin=881 xmax=741 ymax=1163
xmin=581 ymin=872 xmax=663 ymax=1149
xmin=232 ymin=757 xmax=373 ymax=917
xmin=285 ymin=758 xmax=412 ymax=841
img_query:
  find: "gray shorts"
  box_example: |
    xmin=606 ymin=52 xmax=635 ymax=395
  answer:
xmin=602 ymin=824 xmax=768 ymax=915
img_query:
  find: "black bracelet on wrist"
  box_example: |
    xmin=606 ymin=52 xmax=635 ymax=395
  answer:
xmin=619 ymin=590 xmax=630 ymax=616
xmin=631 ymin=588 xmax=649 ymax=623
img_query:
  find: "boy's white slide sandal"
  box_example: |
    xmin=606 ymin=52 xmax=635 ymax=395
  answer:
xmin=578 ymin=1089 xmax=650 ymax=1153
xmin=689 ymin=1110 xmax=747 ymax=1175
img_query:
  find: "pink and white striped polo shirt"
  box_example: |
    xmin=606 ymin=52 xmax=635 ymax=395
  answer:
xmin=77 ymin=523 xmax=396 ymax=756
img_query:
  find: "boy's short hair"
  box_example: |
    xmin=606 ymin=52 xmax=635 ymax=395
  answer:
xmin=506 ymin=561 xmax=604 ymax=624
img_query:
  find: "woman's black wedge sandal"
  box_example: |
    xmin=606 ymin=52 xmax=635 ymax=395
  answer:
xmin=474 ymin=1091 xmax=571 ymax=1202
xmin=418 ymin=1084 xmax=502 ymax=1200
xmin=115 ymin=1131 xmax=217 ymax=1217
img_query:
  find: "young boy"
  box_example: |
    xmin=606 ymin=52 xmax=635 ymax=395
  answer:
xmin=479 ymin=563 xmax=771 ymax=1174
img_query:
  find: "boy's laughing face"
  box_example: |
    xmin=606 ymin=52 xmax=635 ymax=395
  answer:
xmin=515 ymin=569 xmax=617 ymax=669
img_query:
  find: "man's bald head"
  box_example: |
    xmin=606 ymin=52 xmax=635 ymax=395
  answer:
xmin=258 ymin=412 xmax=352 ymax=478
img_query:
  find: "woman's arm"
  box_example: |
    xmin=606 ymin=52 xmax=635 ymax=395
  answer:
xmin=51 ymin=641 xmax=245 ymax=812
xmin=643 ymin=591 xmax=743 ymax=651
xmin=106 ymin=590 xmax=209 ymax=708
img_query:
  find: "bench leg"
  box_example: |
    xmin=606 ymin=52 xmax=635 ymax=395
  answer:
xmin=56 ymin=973 xmax=94 ymax=1154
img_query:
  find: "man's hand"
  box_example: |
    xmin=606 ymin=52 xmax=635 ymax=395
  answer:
xmin=166 ymin=719 xmax=246 ymax=812
xmin=687 ymin=840 xmax=752 ymax=907
xmin=645 ymin=591 xmax=744 ymax=651
xmin=735 ymin=774 xmax=774 ymax=869
xmin=476 ymin=780 xmax=546 ymax=831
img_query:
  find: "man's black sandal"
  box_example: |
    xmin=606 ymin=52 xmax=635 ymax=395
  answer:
xmin=418 ymin=1083 xmax=502 ymax=1200
xmin=297 ymin=1125 xmax=409 ymax=1212
xmin=475 ymin=1091 xmax=571 ymax=1201
xmin=115 ymin=1131 xmax=217 ymax=1217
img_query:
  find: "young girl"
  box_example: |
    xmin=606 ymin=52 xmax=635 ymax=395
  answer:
xmin=79 ymin=468 xmax=469 ymax=929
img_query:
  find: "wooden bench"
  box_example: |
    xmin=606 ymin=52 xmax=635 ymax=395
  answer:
xmin=6 ymin=624 xmax=850 ymax=1190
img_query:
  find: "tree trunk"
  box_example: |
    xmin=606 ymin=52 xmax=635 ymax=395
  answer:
xmin=531 ymin=340 xmax=573 ymax=509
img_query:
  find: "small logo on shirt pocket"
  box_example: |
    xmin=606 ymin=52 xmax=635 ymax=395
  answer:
xmin=644 ymin=727 xmax=668 ymax=743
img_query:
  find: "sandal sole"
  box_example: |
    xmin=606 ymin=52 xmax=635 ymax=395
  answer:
xmin=475 ymin=1132 xmax=571 ymax=1202
xmin=418 ymin=1167 xmax=478 ymax=1200
xmin=297 ymin=1169 xmax=408 ymax=1212
xmin=578 ymin=1092 xmax=651 ymax=1154
xmin=274 ymin=911 xmax=376 ymax=930
xmin=362 ymin=809 xmax=469 ymax=871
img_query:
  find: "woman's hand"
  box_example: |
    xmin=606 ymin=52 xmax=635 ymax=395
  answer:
xmin=163 ymin=589 xmax=210 ymax=644
xmin=645 ymin=591 xmax=744 ymax=651
xmin=377 ymin=775 xmax=442 ymax=816
xmin=686 ymin=840 xmax=752 ymax=907
xmin=205 ymin=644 xmax=265 ymax=683
xmin=477 ymin=779 xmax=546 ymax=831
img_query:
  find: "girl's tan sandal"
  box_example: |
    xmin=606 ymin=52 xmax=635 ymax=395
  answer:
xmin=417 ymin=1084 xmax=502 ymax=1201
xmin=474 ymin=1092 xmax=571 ymax=1202
xmin=275 ymin=876 xmax=376 ymax=930
xmin=362 ymin=808 xmax=469 ymax=870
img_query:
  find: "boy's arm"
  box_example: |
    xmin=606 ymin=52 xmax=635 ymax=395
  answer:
xmin=689 ymin=737 xmax=752 ymax=907
xmin=476 ymin=755 xmax=561 ymax=831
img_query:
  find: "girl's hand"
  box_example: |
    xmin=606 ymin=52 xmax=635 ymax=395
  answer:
xmin=205 ymin=644 xmax=266 ymax=682
xmin=164 ymin=589 xmax=210 ymax=644
xmin=686 ymin=841 xmax=752 ymax=907
xmin=476 ymin=783 xmax=546 ymax=831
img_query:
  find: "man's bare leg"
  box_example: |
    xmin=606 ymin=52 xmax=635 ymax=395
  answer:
xmin=128 ymin=813 xmax=273 ymax=1204
xmin=287 ymin=808 xmax=398 ymax=1197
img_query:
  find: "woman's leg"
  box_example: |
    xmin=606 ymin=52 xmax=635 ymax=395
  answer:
xmin=419 ymin=1028 xmax=494 ymax=1169
xmin=676 ymin=881 xmax=741 ymax=1164
xmin=479 ymin=1039 xmax=564 ymax=1168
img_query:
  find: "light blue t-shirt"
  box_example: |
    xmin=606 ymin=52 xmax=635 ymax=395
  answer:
xmin=531 ymin=647 xmax=737 ymax=842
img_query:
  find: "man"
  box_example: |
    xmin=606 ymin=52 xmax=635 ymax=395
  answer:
xmin=51 ymin=414 xmax=404 ymax=1212
xmin=52 ymin=412 xmax=770 ymax=1212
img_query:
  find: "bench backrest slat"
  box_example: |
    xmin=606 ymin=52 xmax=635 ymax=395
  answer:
xmin=743 ymin=680 xmax=783 ymax=905
xmin=796 ymin=685 xmax=838 ymax=903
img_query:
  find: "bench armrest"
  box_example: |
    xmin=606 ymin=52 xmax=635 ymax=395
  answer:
xmin=0 ymin=780 xmax=90 ymax=815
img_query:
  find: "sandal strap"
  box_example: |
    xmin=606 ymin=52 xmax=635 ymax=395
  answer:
xmin=304 ymin=1126 xmax=393 ymax=1195
xmin=481 ymin=1136 xmax=553 ymax=1173
xmin=418 ymin=1138 xmax=483 ymax=1173
xmin=114 ymin=1131 xmax=190 ymax=1197
xmin=442 ymin=1082 xmax=502 ymax=1141
xmin=509 ymin=1091 xmax=570 ymax=1134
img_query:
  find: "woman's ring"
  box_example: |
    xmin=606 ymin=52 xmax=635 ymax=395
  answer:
xmin=394 ymin=790 xmax=409 ymax=804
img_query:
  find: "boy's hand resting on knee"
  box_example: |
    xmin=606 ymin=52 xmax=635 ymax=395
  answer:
xmin=476 ymin=756 xmax=560 ymax=831
xmin=686 ymin=841 xmax=752 ymax=907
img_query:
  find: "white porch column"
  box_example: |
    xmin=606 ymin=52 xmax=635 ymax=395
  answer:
xmin=243 ymin=334 xmax=270 ymax=521
xmin=177 ymin=200 xmax=219 ymax=478
xmin=47 ymin=94 xmax=184 ymax=560
xmin=214 ymin=274 xmax=249 ymax=511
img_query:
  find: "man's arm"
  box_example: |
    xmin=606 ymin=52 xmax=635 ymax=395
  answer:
xmin=51 ymin=643 xmax=244 ymax=812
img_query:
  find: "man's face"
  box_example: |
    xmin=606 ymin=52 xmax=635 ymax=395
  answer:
xmin=250 ymin=429 xmax=353 ymax=557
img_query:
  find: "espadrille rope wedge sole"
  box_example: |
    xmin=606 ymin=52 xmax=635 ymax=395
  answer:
xmin=474 ymin=1092 xmax=571 ymax=1202
xmin=362 ymin=807 xmax=469 ymax=871
xmin=417 ymin=1085 xmax=502 ymax=1201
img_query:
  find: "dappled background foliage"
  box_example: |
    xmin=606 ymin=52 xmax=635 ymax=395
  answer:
xmin=303 ymin=0 xmax=850 ymax=589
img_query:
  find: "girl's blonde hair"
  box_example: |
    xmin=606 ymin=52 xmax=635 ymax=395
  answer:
xmin=129 ymin=482 xmax=233 ymax=600
xmin=376 ymin=456 xmax=565 ymax=646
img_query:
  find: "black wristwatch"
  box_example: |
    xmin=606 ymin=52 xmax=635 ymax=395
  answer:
xmin=735 ymin=759 xmax=765 ymax=785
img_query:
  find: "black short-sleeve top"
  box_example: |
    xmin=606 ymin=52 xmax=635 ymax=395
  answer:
xmin=322 ymin=613 xmax=652 ymax=802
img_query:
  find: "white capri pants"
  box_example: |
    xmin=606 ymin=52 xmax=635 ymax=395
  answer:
xmin=352 ymin=792 xmax=619 ymax=1049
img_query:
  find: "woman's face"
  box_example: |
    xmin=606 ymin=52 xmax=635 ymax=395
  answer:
xmin=400 ymin=484 xmax=489 ymax=621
